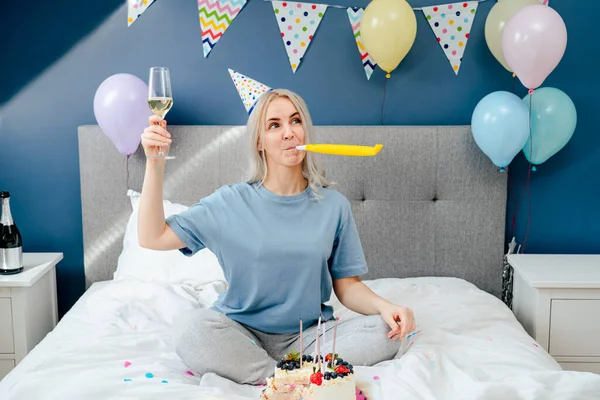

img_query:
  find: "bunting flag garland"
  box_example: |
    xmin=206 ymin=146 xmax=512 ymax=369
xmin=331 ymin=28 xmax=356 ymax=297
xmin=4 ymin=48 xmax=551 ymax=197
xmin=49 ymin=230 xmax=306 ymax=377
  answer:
xmin=199 ymin=0 xmax=249 ymax=57
xmin=346 ymin=7 xmax=377 ymax=81
xmin=272 ymin=1 xmax=328 ymax=73
xmin=228 ymin=69 xmax=273 ymax=114
xmin=127 ymin=0 xmax=156 ymax=27
xmin=422 ymin=1 xmax=478 ymax=75
xmin=127 ymin=0 xmax=522 ymax=80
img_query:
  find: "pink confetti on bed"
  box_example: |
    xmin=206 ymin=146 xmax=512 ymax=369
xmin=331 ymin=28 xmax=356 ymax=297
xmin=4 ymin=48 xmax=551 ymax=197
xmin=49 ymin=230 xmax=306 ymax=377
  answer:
xmin=356 ymin=387 xmax=369 ymax=399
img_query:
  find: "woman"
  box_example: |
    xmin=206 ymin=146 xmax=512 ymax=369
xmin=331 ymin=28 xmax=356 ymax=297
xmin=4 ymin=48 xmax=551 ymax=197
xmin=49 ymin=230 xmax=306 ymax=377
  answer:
xmin=137 ymin=88 xmax=415 ymax=385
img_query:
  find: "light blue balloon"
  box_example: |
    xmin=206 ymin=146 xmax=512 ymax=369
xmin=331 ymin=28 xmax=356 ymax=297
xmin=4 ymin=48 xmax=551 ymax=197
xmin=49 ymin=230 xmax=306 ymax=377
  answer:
xmin=522 ymin=87 xmax=577 ymax=166
xmin=471 ymin=91 xmax=530 ymax=170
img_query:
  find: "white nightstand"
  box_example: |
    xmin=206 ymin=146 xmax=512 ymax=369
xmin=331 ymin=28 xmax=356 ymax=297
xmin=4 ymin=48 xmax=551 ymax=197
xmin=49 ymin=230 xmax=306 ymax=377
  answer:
xmin=0 ymin=252 xmax=62 ymax=380
xmin=507 ymin=254 xmax=600 ymax=374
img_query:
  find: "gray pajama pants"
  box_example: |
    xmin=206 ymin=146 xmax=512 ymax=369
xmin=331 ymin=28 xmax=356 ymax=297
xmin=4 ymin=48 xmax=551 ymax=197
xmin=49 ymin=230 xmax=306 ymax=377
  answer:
xmin=172 ymin=308 xmax=403 ymax=385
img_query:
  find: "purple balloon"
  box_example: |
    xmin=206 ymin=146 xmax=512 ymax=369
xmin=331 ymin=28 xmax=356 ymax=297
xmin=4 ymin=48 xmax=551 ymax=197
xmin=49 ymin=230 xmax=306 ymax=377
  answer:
xmin=93 ymin=73 xmax=152 ymax=155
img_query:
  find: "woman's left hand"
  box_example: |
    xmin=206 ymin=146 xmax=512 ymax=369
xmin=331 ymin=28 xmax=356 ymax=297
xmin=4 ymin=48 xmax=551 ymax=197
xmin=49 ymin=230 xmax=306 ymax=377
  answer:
xmin=379 ymin=303 xmax=416 ymax=341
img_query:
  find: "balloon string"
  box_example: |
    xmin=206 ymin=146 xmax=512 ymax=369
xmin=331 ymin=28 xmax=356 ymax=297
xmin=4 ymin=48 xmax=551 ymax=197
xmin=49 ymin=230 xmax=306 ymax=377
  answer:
xmin=521 ymin=91 xmax=534 ymax=253
xmin=126 ymin=155 xmax=131 ymax=189
xmin=508 ymin=178 xmax=515 ymax=237
xmin=508 ymin=74 xmax=520 ymax=238
xmin=509 ymin=172 xmax=526 ymax=242
xmin=381 ymin=75 xmax=387 ymax=125
xmin=509 ymin=91 xmax=534 ymax=249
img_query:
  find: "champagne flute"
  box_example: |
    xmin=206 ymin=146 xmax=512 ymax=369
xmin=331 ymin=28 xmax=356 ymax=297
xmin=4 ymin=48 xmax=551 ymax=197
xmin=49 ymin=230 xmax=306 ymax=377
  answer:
xmin=147 ymin=66 xmax=175 ymax=159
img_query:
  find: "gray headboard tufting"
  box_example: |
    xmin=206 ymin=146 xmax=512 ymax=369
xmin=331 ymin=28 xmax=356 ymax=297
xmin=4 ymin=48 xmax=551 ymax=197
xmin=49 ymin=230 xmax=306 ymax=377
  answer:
xmin=78 ymin=125 xmax=507 ymax=297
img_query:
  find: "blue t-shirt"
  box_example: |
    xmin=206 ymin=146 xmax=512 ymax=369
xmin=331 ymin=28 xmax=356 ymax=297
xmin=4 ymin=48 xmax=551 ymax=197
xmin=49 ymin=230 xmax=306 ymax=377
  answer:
xmin=165 ymin=182 xmax=368 ymax=334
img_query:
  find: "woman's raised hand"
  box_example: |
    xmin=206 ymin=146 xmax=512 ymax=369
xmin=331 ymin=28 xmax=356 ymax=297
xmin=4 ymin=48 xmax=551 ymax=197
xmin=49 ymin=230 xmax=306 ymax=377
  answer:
xmin=141 ymin=115 xmax=172 ymax=158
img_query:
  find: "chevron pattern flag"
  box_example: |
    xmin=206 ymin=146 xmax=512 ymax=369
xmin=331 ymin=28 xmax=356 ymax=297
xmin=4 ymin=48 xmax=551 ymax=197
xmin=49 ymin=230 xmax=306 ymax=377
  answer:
xmin=422 ymin=1 xmax=478 ymax=75
xmin=198 ymin=0 xmax=248 ymax=58
xmin=272 ymin=1 xmax=328 ymax=73
xmin=346 ymin=7 xmax=376 ymax=81
xmin=127 ymin=0 xmax=156 ymax=27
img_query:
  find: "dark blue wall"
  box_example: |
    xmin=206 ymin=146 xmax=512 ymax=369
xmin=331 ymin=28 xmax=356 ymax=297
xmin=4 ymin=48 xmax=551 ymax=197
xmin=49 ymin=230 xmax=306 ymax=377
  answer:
xmin=0 ymin=0 xmax=597 ymax=316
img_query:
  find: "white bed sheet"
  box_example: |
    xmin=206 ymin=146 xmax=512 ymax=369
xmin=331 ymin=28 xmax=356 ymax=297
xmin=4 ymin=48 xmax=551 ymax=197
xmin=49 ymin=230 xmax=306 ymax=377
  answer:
xmin=1 ymin=276 xmax=600 ymax=400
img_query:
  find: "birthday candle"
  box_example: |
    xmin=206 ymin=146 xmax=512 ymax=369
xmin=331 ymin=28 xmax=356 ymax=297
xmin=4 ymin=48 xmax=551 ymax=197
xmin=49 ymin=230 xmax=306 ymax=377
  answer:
xmin=313 ymin=316 xmax=322 ymax=356
xmin=316 ymin=324 xmax=322 ymax=372
xmin=322 ymin=320 xmax=326 ymax=362
xmin=315 ymin=316 xmax=322 ymax=372
xmin=331 ymin=317 xmax=340 ymax=367
xmin=299 ymin=319 xmax=303 ymax=368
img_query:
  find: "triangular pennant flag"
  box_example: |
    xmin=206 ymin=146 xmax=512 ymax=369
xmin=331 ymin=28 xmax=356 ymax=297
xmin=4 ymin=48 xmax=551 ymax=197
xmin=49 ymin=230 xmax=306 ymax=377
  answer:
xmin=346 ymin=7 xmax=377 ymax=80
xmin=272 ymin=1 xmax=328 ymax=73
xmin=127 ymin=0 xmax=156 ymax=27
xmin=228 ymin=69 xmax=273 ymax=114
xmin=422 ymin=1 xmax=478 ymax=75
xmin=199 ymin=0 xmax=248 ymax=57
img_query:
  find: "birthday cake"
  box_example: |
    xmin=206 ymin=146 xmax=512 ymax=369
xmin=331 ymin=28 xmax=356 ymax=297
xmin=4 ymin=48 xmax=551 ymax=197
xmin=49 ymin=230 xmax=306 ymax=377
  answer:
xmin=260 ymin=352 xmax=366 ymax=400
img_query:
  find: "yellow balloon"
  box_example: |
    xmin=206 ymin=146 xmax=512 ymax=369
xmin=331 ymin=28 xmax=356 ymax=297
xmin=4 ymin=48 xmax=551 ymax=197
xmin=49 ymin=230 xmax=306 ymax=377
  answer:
xmin=360 ymin=0 xmax=417 ymax=78
xmin=484 ymin=0 xmax=539 ymax=72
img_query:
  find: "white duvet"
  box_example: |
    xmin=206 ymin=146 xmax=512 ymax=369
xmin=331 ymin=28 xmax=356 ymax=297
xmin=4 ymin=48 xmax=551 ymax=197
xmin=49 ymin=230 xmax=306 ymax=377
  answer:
xmin=1 ymin=276 xmax=599 ymax=400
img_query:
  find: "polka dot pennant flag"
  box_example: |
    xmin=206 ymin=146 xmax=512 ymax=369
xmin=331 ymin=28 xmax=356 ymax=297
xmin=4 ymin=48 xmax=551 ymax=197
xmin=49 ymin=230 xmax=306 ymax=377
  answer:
xmin=228 ymin=69 xmax=272 ymax=114
xmin=346 ymin=7 xmax=377 ymax=81
xmin=272 ymin=1 xmax=328 ymax=73
xmin=421 ymin=1 xmax=479 ymax=75
xmin=127 ymin=0 xmax=156 ymax=27
xmin=199 ymin=0 xmax=249 ymax=58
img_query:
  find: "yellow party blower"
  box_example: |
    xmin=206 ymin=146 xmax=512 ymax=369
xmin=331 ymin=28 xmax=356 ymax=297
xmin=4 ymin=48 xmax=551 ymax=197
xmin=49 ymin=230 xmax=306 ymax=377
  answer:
xmin=295 ymin=143 xmax=384 ymax=157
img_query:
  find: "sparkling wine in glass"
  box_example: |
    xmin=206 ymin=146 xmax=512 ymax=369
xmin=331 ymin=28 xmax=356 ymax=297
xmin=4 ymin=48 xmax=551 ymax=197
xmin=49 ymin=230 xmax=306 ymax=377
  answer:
xmin=147 ymin=66 xmax=175 ymax=160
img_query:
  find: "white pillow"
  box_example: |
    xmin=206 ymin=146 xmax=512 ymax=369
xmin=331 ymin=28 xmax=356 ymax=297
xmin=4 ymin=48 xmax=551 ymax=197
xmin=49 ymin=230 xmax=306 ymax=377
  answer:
xmin=113 ymin=190 xmax=226 ymax=286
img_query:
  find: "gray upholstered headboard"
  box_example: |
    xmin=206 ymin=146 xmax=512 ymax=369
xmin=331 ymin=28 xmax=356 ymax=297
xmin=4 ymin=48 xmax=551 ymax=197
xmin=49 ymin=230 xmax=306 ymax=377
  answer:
xmin=78 ymin=125 xmax=507 ymax=297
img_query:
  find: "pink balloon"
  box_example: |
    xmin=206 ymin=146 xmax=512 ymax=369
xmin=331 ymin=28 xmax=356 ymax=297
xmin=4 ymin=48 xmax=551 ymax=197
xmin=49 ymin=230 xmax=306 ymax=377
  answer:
xmin=502 ymin=4 xmax=567 ymax=90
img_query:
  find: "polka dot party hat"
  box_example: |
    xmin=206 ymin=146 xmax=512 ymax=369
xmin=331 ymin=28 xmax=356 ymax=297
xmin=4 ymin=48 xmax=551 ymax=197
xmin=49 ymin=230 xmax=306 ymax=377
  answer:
xmin=228 ymin=69 xmax=272 ymax=114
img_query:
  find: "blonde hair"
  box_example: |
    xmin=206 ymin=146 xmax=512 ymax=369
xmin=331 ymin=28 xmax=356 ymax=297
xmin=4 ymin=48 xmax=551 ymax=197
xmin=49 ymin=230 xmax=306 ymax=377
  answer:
xmin=245 ymin=88 xmax=330 ymax=198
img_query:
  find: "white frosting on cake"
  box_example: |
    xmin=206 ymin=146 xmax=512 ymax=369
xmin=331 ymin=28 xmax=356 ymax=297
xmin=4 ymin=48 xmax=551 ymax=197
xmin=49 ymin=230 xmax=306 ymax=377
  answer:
xmin=272 ymin=362 xmax=315 ymax=385
xmin=304 ymin=373 xmax=356 ymax=400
